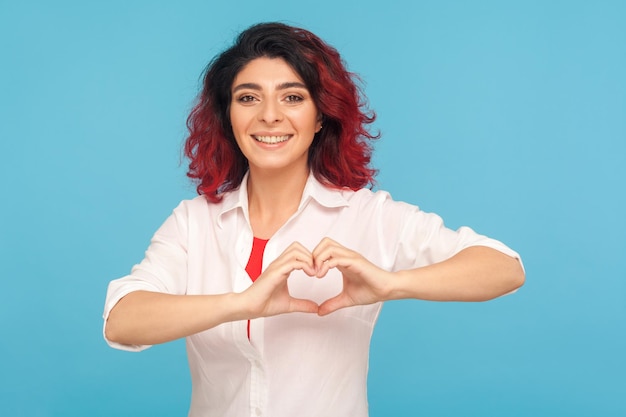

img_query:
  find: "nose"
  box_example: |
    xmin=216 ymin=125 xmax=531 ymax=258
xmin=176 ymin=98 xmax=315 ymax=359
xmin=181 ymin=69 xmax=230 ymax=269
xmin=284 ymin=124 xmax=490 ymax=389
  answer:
xmin=258 ymin=99 xmax=283 ymax=123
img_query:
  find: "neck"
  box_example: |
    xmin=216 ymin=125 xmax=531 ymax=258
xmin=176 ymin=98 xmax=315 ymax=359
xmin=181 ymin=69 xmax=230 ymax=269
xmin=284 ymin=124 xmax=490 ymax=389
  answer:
xmin=246 ymin=164 xmax=309 ymax=239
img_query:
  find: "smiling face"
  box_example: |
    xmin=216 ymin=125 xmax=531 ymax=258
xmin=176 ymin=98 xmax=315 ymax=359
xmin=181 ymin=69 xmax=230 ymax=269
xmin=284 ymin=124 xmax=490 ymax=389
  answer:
xmin=229 ymin=57 xmax=322 ymax=177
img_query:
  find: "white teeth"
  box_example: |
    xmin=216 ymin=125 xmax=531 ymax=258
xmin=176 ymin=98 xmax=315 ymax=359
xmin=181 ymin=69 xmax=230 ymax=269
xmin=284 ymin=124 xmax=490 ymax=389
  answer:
xmin=254 ymin=135 xmax=290 ymax=144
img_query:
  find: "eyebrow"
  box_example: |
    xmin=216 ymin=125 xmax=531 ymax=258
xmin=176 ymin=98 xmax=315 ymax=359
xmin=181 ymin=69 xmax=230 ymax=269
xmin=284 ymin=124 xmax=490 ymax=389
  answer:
xmin=232 ymin=81 xmax=308 ymax=93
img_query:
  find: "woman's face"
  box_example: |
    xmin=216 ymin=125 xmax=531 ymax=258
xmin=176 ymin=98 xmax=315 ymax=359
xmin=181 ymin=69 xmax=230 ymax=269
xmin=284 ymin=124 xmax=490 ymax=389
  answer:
xmin=229 ymin=57 xmax=322 ymax=175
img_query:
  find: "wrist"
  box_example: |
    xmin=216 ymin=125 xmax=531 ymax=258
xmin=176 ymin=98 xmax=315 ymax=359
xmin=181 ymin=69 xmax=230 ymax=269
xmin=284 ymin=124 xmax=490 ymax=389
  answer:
xmin=218 ymin=292 xmax=253 ymax=322
xmin=385 ymin=269 xmax=418 ymax=301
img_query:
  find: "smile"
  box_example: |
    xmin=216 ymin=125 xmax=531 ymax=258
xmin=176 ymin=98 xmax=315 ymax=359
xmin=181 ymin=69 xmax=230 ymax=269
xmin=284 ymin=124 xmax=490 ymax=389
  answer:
xmin=253 ymin=135 xmax=290 ymax=144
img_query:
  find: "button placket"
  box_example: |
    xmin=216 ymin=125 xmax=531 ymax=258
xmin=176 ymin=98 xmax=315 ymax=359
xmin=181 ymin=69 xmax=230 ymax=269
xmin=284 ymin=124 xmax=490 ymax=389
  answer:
xmin=249 ymin=355 xmax=267 ymax=417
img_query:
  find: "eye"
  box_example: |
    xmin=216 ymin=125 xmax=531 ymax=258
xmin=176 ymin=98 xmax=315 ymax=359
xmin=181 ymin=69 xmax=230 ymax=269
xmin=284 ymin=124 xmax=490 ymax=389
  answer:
xmin=284 ymin=94 xmax=304 ymax=103
xmin=236 ymin=94 xmax=257 ymax=103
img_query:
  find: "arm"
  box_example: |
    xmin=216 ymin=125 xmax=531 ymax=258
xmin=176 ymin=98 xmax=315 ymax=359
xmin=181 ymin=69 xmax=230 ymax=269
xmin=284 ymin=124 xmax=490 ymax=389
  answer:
xmin=105 ymin=291 xmax=245 ymax=346
xmin=388 ymin=245 xmax=525 ymax=302
xmin=105 ymin=242 xmax=319 ymax=346
xmin=312 ymin=238 xmax=525 ymax=316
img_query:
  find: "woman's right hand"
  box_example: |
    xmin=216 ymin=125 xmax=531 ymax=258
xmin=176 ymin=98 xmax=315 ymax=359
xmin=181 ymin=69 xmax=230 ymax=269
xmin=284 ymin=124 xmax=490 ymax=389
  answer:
xmin=239 ymin=241 xmax=319 ymax=318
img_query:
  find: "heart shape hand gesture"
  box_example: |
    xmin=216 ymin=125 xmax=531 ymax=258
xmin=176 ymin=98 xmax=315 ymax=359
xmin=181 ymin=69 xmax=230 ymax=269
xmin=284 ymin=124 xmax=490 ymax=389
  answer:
xmin=240 ymin=237 xmax=394 ymax=319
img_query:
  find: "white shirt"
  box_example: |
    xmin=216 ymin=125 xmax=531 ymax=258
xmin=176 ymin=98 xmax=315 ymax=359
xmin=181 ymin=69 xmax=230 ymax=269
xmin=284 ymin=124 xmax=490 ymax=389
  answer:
xmin=103 ymin=173 xmax=521 ymax=417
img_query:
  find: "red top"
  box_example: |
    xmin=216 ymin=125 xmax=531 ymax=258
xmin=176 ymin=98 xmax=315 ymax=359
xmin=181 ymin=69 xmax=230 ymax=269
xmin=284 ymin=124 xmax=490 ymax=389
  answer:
xmin=245 ymin=237 xmax=269 ymax=339
xmin=245 ymin=237 xmax=269 ymax=282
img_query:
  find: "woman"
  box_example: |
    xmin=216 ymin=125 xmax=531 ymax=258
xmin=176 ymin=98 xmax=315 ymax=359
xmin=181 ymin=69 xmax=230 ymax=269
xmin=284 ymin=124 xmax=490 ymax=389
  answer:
xmin=104 ymin=22 xmax=524 ymax=417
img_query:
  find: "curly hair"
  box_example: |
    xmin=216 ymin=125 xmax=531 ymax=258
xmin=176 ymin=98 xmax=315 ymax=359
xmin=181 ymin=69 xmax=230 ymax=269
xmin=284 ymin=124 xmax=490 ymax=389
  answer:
xmin=184 ymin=22 xmax=378 ymax=202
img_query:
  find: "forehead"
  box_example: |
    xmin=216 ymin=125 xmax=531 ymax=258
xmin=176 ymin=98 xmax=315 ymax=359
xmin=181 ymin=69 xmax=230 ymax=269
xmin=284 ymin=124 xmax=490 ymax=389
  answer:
xmin=233 ymin=57 xmax=304 ymax=86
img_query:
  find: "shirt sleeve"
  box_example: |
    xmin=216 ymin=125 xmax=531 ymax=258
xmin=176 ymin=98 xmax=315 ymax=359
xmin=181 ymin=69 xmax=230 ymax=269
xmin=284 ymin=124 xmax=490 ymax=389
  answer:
xmin=379 ymin=195 xmax=523 ymax=273
xmin=102 ymin=201 xmax=191 ymax=352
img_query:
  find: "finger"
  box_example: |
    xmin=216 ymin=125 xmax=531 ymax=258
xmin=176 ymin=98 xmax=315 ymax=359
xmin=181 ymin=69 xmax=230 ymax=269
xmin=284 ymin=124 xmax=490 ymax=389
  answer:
xmin=289 ymin=297 xmax=320 ymax=314
xmin=293 ymin=258 xmax=317 ymax=277
xmin=314 ymin=248 xmax=356 ymax=277
xmin=313 ymin=237 xmax=354 ymax=258
xmin=311 ymin=237 xmax=338 ymax=259
xmin=270 ymin=245 xmax=315 ymax=277
xmin=312 ymin=238 xmax=342 ymax=274
xmin=288 ymin=249 xmax=316 ymax=276
xmin=280 ymin=243 xmax=309 ymax=258
xmin=269 ymin=258 xmax=316 ymax=282
xmin=317 ymin=293 xmax=349 ymax=316
xmin=285 ymin=241 xmax=314 ymax=258
xmin=315 ymin=259 xmax=331 ymax=278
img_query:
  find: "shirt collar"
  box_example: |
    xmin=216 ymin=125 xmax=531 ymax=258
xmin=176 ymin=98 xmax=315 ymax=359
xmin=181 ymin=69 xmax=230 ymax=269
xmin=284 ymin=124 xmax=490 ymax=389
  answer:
xmin=216 ymin=171 xmax=350 ymax=228
xmin=299 ymin=172 xmax=350 ymax=210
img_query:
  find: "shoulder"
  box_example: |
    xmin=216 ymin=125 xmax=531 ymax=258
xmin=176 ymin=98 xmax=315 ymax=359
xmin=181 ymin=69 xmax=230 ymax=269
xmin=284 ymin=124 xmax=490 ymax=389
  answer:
xmin=340 ymin=187 xmax=420 ymax=214
xmin=173 ymin=194 xmax=211 ymax=214
xmin=168 ymin=194 xmax=226 ymax=226
xmin=171 ymin=190 xmax=245 ymax=226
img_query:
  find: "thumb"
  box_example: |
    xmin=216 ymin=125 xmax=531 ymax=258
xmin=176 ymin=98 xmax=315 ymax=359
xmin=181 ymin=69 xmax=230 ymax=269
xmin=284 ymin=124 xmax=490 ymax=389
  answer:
xmin=317 ymin=294 xmax=348 ymax=316
xmin=289 ymin=297 xmax=320 ymax=314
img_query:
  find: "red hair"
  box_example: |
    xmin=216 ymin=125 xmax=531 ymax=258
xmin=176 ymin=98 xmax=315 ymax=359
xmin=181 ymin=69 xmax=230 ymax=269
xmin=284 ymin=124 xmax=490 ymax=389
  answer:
xmin=184 ymin=22 xmax=378 ymax=203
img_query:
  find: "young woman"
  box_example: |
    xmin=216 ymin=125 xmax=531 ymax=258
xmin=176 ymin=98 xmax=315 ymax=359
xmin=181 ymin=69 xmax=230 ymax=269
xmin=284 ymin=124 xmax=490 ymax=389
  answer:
xmin=103 ymin=22 xmax=524 ymax=417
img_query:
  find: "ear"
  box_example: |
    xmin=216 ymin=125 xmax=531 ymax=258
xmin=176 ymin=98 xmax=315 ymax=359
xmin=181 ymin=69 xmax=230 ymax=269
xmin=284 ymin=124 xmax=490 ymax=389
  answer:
xmin=315 ymin=114 xmax=323 ymax=133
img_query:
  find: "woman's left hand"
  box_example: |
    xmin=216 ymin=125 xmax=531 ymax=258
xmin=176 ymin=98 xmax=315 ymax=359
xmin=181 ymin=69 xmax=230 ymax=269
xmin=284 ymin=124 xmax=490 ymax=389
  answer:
xmin=312 ymin=237 xmax=393 ymax=316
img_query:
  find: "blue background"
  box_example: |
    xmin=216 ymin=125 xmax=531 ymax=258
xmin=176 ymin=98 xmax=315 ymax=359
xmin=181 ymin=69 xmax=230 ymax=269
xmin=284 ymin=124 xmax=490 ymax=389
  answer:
xmin=1 ymin=1 xmax=624 ymax=416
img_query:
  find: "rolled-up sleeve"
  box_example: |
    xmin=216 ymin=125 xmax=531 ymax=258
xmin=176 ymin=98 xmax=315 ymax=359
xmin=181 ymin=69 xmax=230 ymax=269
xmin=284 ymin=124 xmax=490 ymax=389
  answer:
xmin=102 ymin=201 xmax=190 ymax=351
xmin=380 ymin=196 xmax=522 ymax=272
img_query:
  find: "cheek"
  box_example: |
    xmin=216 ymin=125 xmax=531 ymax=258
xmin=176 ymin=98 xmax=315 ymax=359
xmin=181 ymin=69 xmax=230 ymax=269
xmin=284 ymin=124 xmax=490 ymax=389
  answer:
xmin=229 ymin=110 xmax=240 ymax=130
xmin=292 ymin=110 xmax=319 ymax=131
xmin=228 ymin=114 xmax=244 ymax=146
xmin=229 ymin=117 xmax=249 ymax=143
xmin=229 ymin=104 xmax=248 ymax=130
